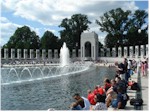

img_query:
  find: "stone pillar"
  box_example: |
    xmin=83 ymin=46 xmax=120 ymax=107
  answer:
xmin=135 ymin=46 xmax=139 ymax=58
xmin=140 ymin=45 xmax=144 ymax=58
xmin=4 ymin=48 xmax=8 ymax=59
xmin=42 ymin=49 xmax=46 ymax=60
xmin=112 ymin=48 xmax=116 ymax=57
xmin=146 ymin=44 xmax=148 ymax=58
xmin=24 ymin=49 xmax=28 ymax=59
xmin=72 ymin=49 xmax=76 ymax=58
xmin=106 ymin=48 xmax=110 ymax=57
xmin=81 ymin=46 xmax=84 ymax=59
xmin=124 ymin=47 xmax=128 ymax=58
xmin=54 ymin=49 xmax=58 ymax=59
xmin=17 ymin=49 xmax=21 ymax=59
xmin=118 ymin=47 xmax=122 ymax=57
xmin=129 ymin=46 xmax=134 ymax=58
xmin=30 ymin=49 xmax=34 ymax=59
xmin=48 ymin=49 xmax=52 ymax=59
xmin=11 ymin=48 xmax=15 ymax=59
xmin=78 ymin=49 xmax=81 ymax=58
xmin=36 ymin=49 xmax=40 ymax=59
xmin=92 ymin=46 xmax=95 ymax=59
xmin=100 ymin=48 xmax=104 ymax=57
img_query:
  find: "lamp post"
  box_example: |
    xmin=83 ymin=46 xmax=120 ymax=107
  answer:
xmin=138 ymin=29 xmax=141 ymax=33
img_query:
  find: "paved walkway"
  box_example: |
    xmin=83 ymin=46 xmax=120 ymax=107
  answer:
xmin=140 ymin=75 xmax=149 ymax=110
xmin=125 ymin=72 xmax=148 ymax=110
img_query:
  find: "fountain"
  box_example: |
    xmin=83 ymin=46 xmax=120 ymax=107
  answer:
xmin=60 ymin=42 xmax=70 ymax=67
xmin=1 ymin=42 xmax=91 ymax=85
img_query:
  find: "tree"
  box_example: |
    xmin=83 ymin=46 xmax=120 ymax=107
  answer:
xmin=59 ymin=14 xmax=91 ymax=49
xmin=41 ymin=31 xmax=59 ymax=50
xmin=96 ymin=8 xmax=148 ymax=47
xmin=96 ymin=8 xmax=131 ymax=47
xmin=104 ymin=34 xmax=117 ymax=48
xmin=126 ymin=10 xmax=148 ymax=46
xmin=3 ymin=26 xmax=40 ymax=49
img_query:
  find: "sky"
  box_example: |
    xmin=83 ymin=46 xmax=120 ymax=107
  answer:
xmin=0 ymin=0 xmax=148 ymax=46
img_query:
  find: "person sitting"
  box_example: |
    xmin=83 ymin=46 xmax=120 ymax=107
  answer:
xmin=70 ymin=93 xmax=91 ymax=110
xmin=90 ymin=94 xmax=107 ymax=110
xmin=105 ymin=79 xmax=117 ymax=107
xmin=93 ymin=85 xmax=105 ymax=95
xmin=93 ymin=85 xmax=99 ymax=95
xmin=87 ymin=90 xmax=96 ymax=105
xmin=112 ymin=86 xmax=128 ymax=109
xmin=98 ymin=85 xmax=105 ymax=95
xmin=115 ymin=76 xmax=127 ymax=94
xmin=103 ymin=78 xmax=111 ymax=92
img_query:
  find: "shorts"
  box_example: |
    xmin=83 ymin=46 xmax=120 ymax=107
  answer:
xmin=111 ymin=99 xmax=118 ymax=108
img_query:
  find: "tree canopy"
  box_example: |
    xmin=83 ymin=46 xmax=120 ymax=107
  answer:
xmin=41 ymin=31 xmax=59 ymax=50
xmin=96 ymin=8 xmax=148 ymax=47
xmin=3 ymin=26 xmax=40 ymax=49
xmin=59 ymin=14 xmax=91 ymax=49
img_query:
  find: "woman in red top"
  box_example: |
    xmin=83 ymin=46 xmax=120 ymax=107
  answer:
xmin=87 ymin=90 xmax=96 ymax=105
xmin=93 ymin=86 xmax=99 ymax=95
xmin=93 ymin=85 xmax=105 ymax=95
xmin=98 ymin=86 xmax=104 ymax=95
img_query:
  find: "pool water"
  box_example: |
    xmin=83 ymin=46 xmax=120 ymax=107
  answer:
xmin=1 ymin=66 xmax=116 ymax=110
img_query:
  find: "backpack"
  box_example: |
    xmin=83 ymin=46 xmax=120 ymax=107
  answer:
xmin=130 ymin=82 xmax=140 ymax=91
xmin=130 ymin=98 xmax=143 ymax=106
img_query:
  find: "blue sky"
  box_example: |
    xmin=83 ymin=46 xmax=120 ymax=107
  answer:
xmin=1 ymin=0 xmax=148 ymax=46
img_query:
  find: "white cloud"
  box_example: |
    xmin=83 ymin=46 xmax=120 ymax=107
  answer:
xmin=1 ymin=17 xmax=21 ymax=46
xmin=1 ymin=0 xmax=19 ymax=12
xmin=122 ymin=1 xmax=139 ymax=12
xmin=1 ymin=0 xmax=140 ymax=26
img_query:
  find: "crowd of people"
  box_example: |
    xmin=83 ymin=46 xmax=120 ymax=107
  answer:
xmin=69 ymin=57 xmax=148 ymax=110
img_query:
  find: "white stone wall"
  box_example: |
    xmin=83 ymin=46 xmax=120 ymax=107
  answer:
xmin=2 ymin=44 xmax=148 ymax=61
xmin=48 ymin=50 xmax=52 ymax=59
xmin=129 ymin=46 xmax=134 ymax=58
xmin=24 ymin=49 xmax=28 ymax=59
xmin=42 ymin=49 xmax=46 ymax=60
xmin=17 ymin=49 xmax=21 ymax=59
xmin=118 ymin=47 xmax=122 ymax=57
xmin=124 ymin=47 xmax=127 ymax=58
xmin=30 ymin=49 xmax=34 ymax=59
xmin=36 ymin=49 xmax=40 ymax=59
xmin=4 ymin=48 xmax=8 ymax=59
xmin=72 ymin=49 xmax=76 ymax=58
xmin=54 ymin=49 xmax=58 ymax=59
xmin=11 ymin=49 xmax=15 ymax=59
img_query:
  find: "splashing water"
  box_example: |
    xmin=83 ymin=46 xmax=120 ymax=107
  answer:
xmin=60 ymin=42 xmax=70 ymax=67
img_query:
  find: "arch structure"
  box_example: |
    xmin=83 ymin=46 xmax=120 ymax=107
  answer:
xmin=80 ymin=32 xmax=99 ymax=61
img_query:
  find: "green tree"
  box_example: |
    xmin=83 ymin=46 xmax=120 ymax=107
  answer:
xmin=59 ymin=14 xmax=91 ymax=49
xmin=96 ymin=8 xmax=148 ymax=47
xmin=104 ymin=34 xmax=118 ymax=48
xmin=126 ymin=10 xmax=148 ymax=46
xmin=41 ymin=31 xmax=59 ymax=50
xmin=96 ymin=8 xmax=131 ymax=47
xmin=3 ymin=26 xmax=40 ymax=49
